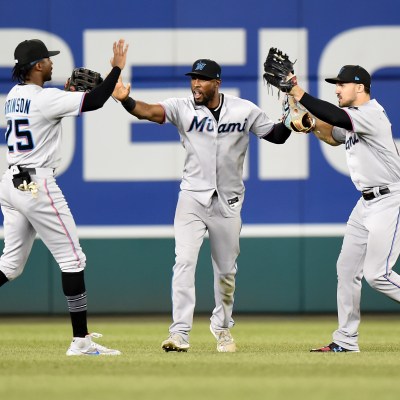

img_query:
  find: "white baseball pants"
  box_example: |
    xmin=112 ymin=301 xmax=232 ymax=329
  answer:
xmin=0 ymin=168 xmax=86 ymax=280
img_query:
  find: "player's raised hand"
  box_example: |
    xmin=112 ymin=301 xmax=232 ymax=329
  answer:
xmin=110 ymin=39 xmax=129 ymax=70
xmin=112 ymin=75 xmax=131 ymax=101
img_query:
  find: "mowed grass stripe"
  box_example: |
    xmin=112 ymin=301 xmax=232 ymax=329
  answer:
xmin=0 ymin=315 xmax=399 ymax=400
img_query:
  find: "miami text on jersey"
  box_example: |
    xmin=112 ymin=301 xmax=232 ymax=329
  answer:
xmin=345 ymin=133 xmax=359 ymax=150
xmin=188 ymin=116 xmax=248 ymax=133
xmin=4 ymin=98 xmax=31 ymax=114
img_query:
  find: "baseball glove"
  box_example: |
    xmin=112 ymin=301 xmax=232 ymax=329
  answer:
xmin=263 ymin=47 xmax=297 ymax=93
xmin=64 ymin=67 xmax=103 ymax=92
xmin=282 ymin=94 xmax=315 ymax=133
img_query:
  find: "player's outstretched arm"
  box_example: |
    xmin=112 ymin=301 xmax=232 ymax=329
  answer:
xmin=313 ymin=119 xmax=341 ymax=146
xmin=81 ymin=39 xmax=129 ymax=112
xmin=288 ymin=79 xmax=305 ymax=102
xmin=113 ymin=76 xmax=165 ymax=124
xmin=286 ymin=76 xmax=339 ymax=144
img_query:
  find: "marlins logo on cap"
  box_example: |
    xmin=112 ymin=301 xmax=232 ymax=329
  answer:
xmin=195 ymin=61 xmax=206 ymax=71
xmin=185 ymin=59 xmax=221 ymax=80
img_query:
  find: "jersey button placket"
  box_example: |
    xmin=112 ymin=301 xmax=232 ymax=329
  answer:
xmin=212 ymin=127 xmax=218 ymax=190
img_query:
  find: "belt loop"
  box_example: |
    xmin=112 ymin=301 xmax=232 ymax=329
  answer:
xmin=9 ymin=165 xmax=20 ymax=175
xmin=373 ymin=187 xmax=381 ymax=198
xmin=362 ymin=186 xmax=390 ymax=201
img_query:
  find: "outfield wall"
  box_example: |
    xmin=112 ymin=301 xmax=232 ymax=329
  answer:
xmin=0 ymin=236 xmax=398 ymax=314
xmin=1 ymin=0 xmax=400 ymax=313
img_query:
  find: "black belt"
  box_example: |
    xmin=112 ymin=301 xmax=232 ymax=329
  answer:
xmin=362 ymin=187 xmax=390 ymax=201
xmin=9 ymin=165 xmax=36 ymax=175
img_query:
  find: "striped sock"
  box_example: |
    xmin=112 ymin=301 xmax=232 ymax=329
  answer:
xmin=62 ymin=271 xmax=88 ymax=337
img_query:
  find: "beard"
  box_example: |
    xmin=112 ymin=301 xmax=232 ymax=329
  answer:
xmin=43 ymin=71 xmax=52 ymax=83
xmin=338 ymin=91 xmax=358 ymax=108
xmin=338 ymin=99 xmax=352 ymax=108
xmin=193 ymin=87 xmax=216 ymax=106
xmin=194 ymin=97 xmax=207 ymax=106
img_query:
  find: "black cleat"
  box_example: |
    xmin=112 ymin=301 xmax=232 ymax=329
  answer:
xmin=310 ymin=342 xmax=359 ymax=353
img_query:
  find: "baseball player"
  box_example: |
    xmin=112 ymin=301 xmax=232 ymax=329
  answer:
xmin=112 ymin=58 xmax=292 ymax=352
xmin=288 ymin=65 xmax=400 ymax=352
xmin=0 ymin=38 xmax=128 ymax=355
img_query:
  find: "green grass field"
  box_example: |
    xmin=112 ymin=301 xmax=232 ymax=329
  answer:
xmin=0 ymin=314 xmax=399 ymax=400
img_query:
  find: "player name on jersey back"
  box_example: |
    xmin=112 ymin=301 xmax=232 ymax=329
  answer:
xmin=4 ymin=98 xmax=31 ymax=115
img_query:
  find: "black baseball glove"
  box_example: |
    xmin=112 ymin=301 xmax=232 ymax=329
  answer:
xmin=64 ymin=67 xmax=103 ymax=92
xmin=263 ymin=47 xmax=297 ymax=93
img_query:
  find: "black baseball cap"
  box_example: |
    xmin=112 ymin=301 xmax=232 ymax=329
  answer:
xmin=14 ymin=39 xmax=60 ymax=67
xmin=325 ymin=65 xmax=371 ymax=88
xmin=185 ymin=59 xmax=221 ymax=79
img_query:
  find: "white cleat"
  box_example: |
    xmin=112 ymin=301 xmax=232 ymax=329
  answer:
xmin=210 ymin=324 xmax=236 ymax=353
xmin=66 ymin=332 xmax=121 ymax=356
xmin=161 ymin=333 xmax=190 ymax=352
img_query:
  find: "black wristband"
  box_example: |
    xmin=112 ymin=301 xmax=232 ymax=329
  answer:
xmin=121 ymin=97 xmax=136 ymax=112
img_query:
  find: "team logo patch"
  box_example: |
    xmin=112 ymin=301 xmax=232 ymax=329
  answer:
xmin=195 ymin=61 xmax=206 ymax=71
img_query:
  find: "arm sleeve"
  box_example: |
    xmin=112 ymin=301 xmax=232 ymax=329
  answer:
xmin=81 ymin=66 xmax=121 ymax=112
xmin=299 ymin=92 xmax=352 ymax=130
xmin=331 ymin=127 xmax=347 ymax=143
xmin=261 ymin=122 xmax=291 ymax=144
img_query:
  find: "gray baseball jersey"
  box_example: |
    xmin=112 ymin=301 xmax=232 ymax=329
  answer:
xmin=160 ymin=93 xmax=275 ymax=217
xmin=329 ymin=99 xmax=400 ymax=351
xmin=159 ymin=93 xmax=276 ymax=339
xmin=332 ymin=99 xmax=400 ymax=190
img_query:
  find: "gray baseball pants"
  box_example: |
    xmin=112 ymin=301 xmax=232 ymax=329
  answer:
xmin=333 ymin=189 xmax=400 ymax=351
xmin=169 ymin=190 xmax=241 ymax=341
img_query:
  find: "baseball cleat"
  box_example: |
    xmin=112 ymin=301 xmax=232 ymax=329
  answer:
xmin=66 ymin=332 xmax=121 ymax=356
xmin=161 ymin=333 xmax=190 ymax=352
xmin=210 ymin=324 xmax=236 ymax=353
xmin=310 ymin=342 xmax=359 ymax=353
